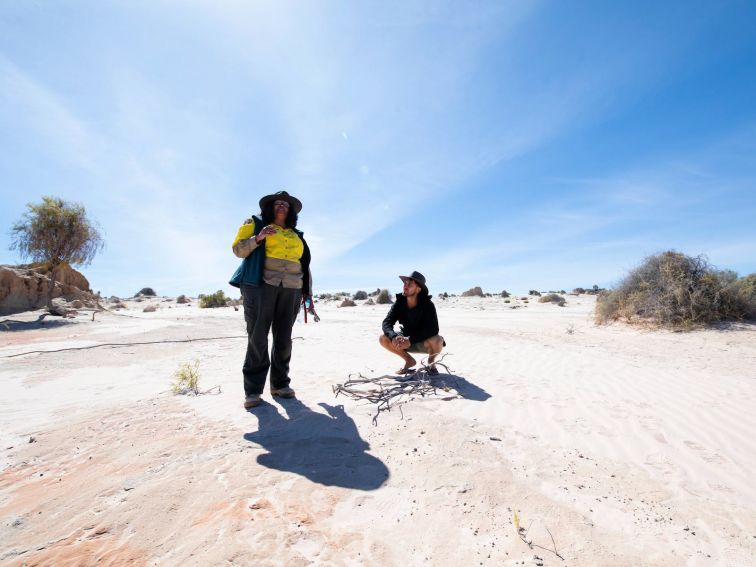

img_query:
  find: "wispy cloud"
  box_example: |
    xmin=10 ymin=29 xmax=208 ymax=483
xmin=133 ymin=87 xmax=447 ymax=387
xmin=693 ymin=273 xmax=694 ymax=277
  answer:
xmin=1 ymin=2 xmax=754 ymax=296
xmin=0 ymin=55 xmax=102 ymax=175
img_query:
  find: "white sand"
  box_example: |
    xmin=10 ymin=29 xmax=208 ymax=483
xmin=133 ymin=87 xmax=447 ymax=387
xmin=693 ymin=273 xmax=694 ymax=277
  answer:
xmin=1 ymin=295 xmax=755 ymax=566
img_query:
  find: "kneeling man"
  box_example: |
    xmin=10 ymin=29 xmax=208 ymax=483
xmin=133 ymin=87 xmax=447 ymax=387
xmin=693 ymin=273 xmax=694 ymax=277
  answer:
xmin=379 ymin=270 xmax=445 ymax=375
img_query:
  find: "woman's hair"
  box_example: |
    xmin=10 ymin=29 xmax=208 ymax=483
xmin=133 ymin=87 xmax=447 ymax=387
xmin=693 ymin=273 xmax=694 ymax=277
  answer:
xmin=260 ymin=201 xmax=298 ymax=229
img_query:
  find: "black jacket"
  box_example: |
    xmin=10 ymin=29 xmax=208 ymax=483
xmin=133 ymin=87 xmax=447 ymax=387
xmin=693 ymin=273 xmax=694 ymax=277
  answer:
xmin=382 ymin=293 xmax=440 ymax=343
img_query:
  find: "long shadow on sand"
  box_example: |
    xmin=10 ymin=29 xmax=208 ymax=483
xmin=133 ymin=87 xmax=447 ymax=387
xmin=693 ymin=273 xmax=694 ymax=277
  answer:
xmin=432 ymin=373 xmax=491 ymax=402
xmin=0 ymin=316 xmax=77 ymax=332
xmin=243 ymin=398 xmax=389 ymax=490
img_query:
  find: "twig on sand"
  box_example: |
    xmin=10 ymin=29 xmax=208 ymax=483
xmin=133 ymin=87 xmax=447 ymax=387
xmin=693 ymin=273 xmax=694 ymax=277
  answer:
xmin=1 ymin=335 xmax=248 ymax=358
xmin=515 ymin=512 xmax=565 ymax=561
xmin=333 ymin=354 xmax=457 ymax=425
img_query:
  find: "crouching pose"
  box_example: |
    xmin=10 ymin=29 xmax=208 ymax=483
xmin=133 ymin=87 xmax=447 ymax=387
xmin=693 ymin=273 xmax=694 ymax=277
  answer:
xmin=379 ymin=270 xmax=445 ymax=375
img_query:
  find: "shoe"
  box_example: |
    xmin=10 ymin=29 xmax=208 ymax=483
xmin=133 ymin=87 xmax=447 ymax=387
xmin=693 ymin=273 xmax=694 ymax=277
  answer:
xmin=427 ymin=366 xmax=439 ymax=376
xmin=270 ymin=386 xmax=296 ymax=398
xmin=244 ymin=394 xmax=262 ymax=408
xmin=396 ymin=367 xmax=416 ymax=375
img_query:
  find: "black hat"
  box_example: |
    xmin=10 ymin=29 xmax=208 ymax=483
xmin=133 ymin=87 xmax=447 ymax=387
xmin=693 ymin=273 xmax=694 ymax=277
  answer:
xmin=259 ymin=190 xmax=302 ymax=214
xmin=399 ymin=270 xmax=428 ymax=294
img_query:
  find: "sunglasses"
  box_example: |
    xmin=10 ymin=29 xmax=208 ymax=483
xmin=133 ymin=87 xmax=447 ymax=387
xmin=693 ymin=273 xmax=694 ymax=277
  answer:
xmin=273 ymin=200 xmax=290 ymax=209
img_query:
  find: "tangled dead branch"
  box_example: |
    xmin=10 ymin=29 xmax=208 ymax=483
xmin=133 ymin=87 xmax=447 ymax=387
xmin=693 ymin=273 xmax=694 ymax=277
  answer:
xmin=333 ymin=354 xmax=457 ymax=425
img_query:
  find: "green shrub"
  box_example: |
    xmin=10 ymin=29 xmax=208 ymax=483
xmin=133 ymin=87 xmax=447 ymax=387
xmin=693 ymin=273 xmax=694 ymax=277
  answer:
xmin=199 ymin=290 xmax=228 ymax=308
xmin=171 ymin=359 xmax=201 ymax=395
xmin=500 ymin=290 xmax=510 ymax=298
xmin=529 ymin=290 xmax=541 ymax=296
xmin=539 ymin=293 xmax=566 ymax=306
xmin=176 ymin=294 xmax=189 ymax=304
xmin=572 ymin=287 xmax=586 ymax=295
xmin=596 ymin=251 xmax=756 ymax=328
xmin=376 ymin=289 xmax=393 ymax=304
xmin=353 ymin=290 xmax=368 ymax=300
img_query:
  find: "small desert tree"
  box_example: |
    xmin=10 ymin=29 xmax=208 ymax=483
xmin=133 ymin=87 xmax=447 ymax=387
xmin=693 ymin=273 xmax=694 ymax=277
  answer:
xmin=9 ymin=196 xmax=104 ymax=308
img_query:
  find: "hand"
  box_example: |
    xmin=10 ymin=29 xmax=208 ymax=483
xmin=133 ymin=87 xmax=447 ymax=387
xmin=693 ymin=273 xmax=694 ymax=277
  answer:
xmin=392 ymin=335 xmax=410 ymax=350
xmin=255 ymin=225 xmax=277 ymax=243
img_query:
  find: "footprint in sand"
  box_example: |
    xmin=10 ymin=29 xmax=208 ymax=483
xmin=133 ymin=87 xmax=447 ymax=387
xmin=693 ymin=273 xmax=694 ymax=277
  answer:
xmin=683 ymin=440 xmax=727 ymax=464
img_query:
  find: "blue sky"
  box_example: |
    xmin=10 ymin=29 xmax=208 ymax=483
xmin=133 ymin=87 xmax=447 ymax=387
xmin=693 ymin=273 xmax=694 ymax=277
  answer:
xmin=1 ymin=1 xmax=755 ymax=297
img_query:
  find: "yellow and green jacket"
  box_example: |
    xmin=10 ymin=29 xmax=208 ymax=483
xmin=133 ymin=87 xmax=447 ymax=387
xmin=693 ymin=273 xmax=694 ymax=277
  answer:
xmin=229 ymin=216 xmax=312 ymax=295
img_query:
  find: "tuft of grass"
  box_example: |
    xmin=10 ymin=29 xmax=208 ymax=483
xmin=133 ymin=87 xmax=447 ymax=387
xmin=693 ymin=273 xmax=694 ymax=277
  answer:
xmin=596 ymin=251 xmax=756 ymax=329
xmin=539 ymin=293 xmax=566 ymax=306
xmin=171 ymin=359 xmax=201 ymax=395
xmin=199 ymin=290 xmax=228 ymax=308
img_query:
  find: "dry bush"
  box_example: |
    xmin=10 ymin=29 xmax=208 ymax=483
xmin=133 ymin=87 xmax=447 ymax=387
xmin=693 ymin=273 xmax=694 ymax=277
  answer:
xmin=376 ymin=289 xmax=393 ymax=304
xmin=528 ymin=290 xmax=542 ymax=296
xmin=462 ymin=286 xmax=483 ymax=297
xmin=539 ymin=293 xmax=566 ymax=306
xmin=572 ymin=287 xmax=586 ymax=295
xmin=500 ymin=290 xmax=510 ymax=298
xmin=137 ymin=287 xmax=156 ymax=296
xmin=596 ymin=251 xmax=756 ymax=328
xmin=199 ymin=290 xmax=228 ymax=308
xmin=142 ymin=304 xmax=158 ymax=312
xmin=176 ymin=294 xmax=189 ymax=304
xmin=353 ymin=290 xmax=368 ymax=300
xmin=340 ymin=299 xmax=356 ymax=307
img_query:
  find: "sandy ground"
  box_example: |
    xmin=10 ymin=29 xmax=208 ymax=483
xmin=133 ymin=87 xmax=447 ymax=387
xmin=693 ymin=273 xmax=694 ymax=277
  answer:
xmin=1 ymin=294 xmax=755 ymax=566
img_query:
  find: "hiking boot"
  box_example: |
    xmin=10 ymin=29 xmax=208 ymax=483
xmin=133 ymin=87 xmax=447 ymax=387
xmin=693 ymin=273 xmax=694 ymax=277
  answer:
xmin=270 ymin=386 xmax=296 ymax=398
xmin=244 ymin=394 xmax=262 ymax=408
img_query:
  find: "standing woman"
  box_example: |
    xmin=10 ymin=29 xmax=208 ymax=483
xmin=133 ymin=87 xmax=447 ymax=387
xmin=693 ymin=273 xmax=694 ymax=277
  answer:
xmin=229 ymin=191 xmax=312 ymax=409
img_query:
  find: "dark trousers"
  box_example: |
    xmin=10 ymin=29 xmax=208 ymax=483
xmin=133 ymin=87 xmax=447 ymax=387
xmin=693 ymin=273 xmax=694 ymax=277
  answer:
xmin=241 ymin=283 xmax=301 ymax=396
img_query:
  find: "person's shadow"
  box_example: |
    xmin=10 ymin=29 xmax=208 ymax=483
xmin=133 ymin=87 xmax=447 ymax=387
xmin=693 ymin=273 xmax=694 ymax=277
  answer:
xmin=433 ymin=373 xmax=491 ymax=402
xmin=244 ymin=398 xmax=389 ymax=490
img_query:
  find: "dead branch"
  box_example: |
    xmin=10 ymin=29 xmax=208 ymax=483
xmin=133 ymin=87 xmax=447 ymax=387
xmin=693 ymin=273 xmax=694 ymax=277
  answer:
xmin=333 ymin=354 xmax=457 ymax=425
xmin=517 ymin=523 xmax=565 ymax=561
xmin=1 ymin=335 xmax=248 ymax=358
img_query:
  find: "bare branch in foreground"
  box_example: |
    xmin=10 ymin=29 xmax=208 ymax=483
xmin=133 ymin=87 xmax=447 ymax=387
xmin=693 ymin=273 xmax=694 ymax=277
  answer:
xmin=333 ymin=354 xmax=458 ymax=425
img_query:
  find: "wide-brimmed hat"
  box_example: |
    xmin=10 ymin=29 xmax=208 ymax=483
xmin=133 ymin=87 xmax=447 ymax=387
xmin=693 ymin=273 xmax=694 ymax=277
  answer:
xmin=259 ymin=190 xmax=302 ymax=214
xmin=399 ymin=270 xmax=428 ymax=294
